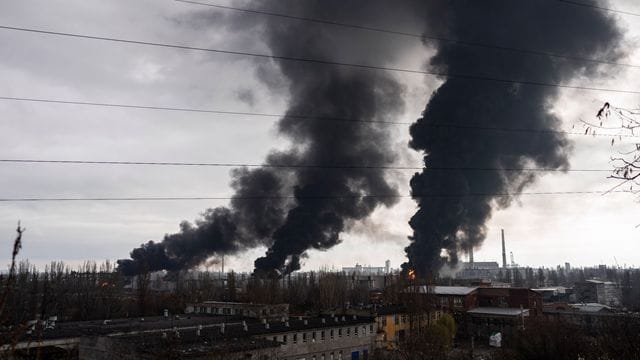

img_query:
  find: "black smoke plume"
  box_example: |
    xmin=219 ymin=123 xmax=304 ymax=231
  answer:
xmin=117 ymin=168 xmax=289 ymax=275
xmin=250 ymin=0 xmax=421 ymax=276
xmin=405 ymin=0 xmax=624 ymax=276
xmin=118 ymin=1 xmax=417 ymax=276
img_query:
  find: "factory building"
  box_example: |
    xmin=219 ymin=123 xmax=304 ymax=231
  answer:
xmin=186 ymin=301 xmax=289 ymax=320
xmin=3 ymin=304 xmax=376 ymax=360
xmin=342 ymin=260 xmax=392 ymax=276
xmin=574 ymin=279 xmax=622 ymax=307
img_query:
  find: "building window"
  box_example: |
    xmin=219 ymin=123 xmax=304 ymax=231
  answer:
xmin=362 ymin=326 xmax=366 ymax=335
xmin=338 ymin=351 xmax=342 ymax=360
xmin=338 ymin=328 xmax=342 ymax=337
xmin=329 ymin=353 xmax=334 ymax=360
xmin=312 ymin=331 xmax=316 ymax=342
xmin=330 ymin=329 xmax=334 ymax=340
xmin=321 ymin=330 xmax=325 ymax=341
xmin=293 ymin=333 xmax=298 ymax=344
xmin=454 ymin=297 xmax=463 ymax=306
xmin=369 ymin=325 xmax=373 ymax=333
xmin=346 ymin=328 xmax=350 ymax=337
xmin=303 ymin=332 xmax=307 ymax=343
xmin=283 ymin=335 xmax=287 ymax=344
xmin=354 ymin=326 xmax=358 ymax=336
xmin=381 ymin=316 xmax=387 ymax=326
xmin=394 ymin=315 xmax=399 ymax=325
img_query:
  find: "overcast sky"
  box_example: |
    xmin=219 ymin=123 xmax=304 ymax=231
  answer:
xmin=2 ymin=0 xmax=640 ymax=273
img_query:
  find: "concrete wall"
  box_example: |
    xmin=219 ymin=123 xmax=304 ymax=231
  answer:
xmin=264 ymin=323 xmax=375 ymax=360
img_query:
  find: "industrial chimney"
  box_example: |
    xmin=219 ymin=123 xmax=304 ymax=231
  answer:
xmin=501 ymin=229 xmax=507 ymax=268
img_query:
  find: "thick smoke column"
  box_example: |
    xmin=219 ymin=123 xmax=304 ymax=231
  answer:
xmin=118 ymin=1 xmax=416 ymax=276
xmin=406 ymin=0 xmax=624 ymax=275
xmin=250 ymin=0 xmax=416 ymax=275
xmin=117 ymin=168 xmax=289 ymax=275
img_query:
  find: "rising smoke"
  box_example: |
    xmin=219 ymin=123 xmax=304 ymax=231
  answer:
xmin=118 ymin=0 xmax=625 ymax=278
xmin=118 ymin=1 xmax=418 ymax=277
xmin=117 ymin=168 xmax=289 ymax=275
xmin=405 ymin=0 xmax=624 ymax=276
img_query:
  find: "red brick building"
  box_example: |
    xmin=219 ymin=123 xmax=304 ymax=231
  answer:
xmin=477 ymin=288 xmax=543 ymax=316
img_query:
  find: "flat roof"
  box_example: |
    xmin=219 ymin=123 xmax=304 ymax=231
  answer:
xmin=569 ymin=303 xmax=611 ymax=313
xmin=432 ymin=286 xmax=478 ymax=296
xmin=532 ymin=287 xmax=566 ymax=292
xmin=583 ymin=280 xmax=616 ymax=285
xmin=11 ymin=315 xmax=375 ymax=343
xmin=406 ymin=285 xmax=478 ymax=295
xmin=467 ymin=307 xmax=529 ymax=317
xmin=196 ymin=301 xmax=287 ymax=307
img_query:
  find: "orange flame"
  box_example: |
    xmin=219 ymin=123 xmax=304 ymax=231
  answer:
xmin=408 ymin=269 xmax=416 ymax=281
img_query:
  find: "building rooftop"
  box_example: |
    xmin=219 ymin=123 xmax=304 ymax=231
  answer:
xmin=462 ymin=261 xmax=500 ymax=269
xmin=583 ymin=279 xmax=616 ymax=285
xmin=467 ymin=307 xmax=529 ymax=317
xmin=196 ymin=301 xmax=287 ymax=307
xmin=432 ymin=286 xmax=478 ymax=296
xmin=569 ymin=303 xmax=612 ymax=313
xmin=531 ymin=287 xmax=567 ymax=294
xmin=406 ymin=285 xmax=478 ymax=296
xmin=11 ymin=314 xmax=376 ymax=343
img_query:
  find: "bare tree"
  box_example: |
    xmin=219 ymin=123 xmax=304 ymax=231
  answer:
xmin=0 ymin=223 xmax=27 ymax=355
xmin=584 ymin=102 xmax=640 ymax=193
xmin=0 ymin=223 xmax=24 ymax=319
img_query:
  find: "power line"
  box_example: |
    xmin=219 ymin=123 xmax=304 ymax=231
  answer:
xmin=176 ymin=0 xmax=640 ymax=69
xmin=0 ymin=158 xmax=614 ymax=172
xmin=0 ymin=25 xmax=638 ymax=94
xmin=1 ymin=95 xmax=636 ymax=138
xmin=555 ymin=0 xmax=640 ymax=17
xmin=0 ymin=190 xmax=628 ymax=202
xmin=0 ymin=96 xmax=404 ymax=125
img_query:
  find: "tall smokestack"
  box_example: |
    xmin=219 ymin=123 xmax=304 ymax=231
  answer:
xmin=501 ymin=229 xmax=507 ymax=269
xmin=404 ymin=0 xmax=624 ymax=276
xmin=469 ymin=246 xmax=474 ymax=265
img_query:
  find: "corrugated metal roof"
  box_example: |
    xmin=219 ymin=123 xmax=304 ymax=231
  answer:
xmin=467 ymin=307 xmax=529 ymax=317
xmin=431 ymin=286 xmax=478 ymax=295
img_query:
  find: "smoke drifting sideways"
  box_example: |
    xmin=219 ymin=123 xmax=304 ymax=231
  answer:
xmin=117 ymin=168 xmax=290 ymax=276
xmin=405 ymin=0 xmax=625 ymax=276
xmin=118 ymin=1 xmax=419 ymax=277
